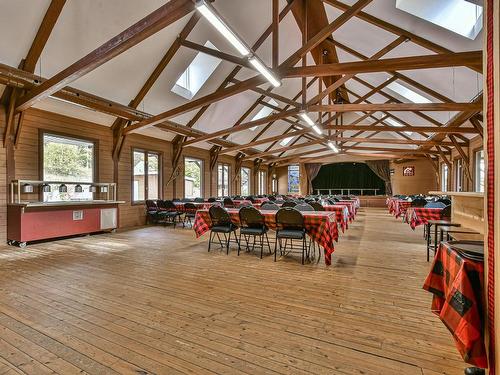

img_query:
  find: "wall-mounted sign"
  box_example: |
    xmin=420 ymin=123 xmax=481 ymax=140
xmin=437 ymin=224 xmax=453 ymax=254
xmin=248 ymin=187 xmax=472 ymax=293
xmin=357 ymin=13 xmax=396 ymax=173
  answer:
xmin=403 ymin=166 xmax=415 ymax=176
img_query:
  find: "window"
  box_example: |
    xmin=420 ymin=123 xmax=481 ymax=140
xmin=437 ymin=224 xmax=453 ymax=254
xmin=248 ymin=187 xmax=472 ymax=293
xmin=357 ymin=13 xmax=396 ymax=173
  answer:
xmin=133 ymin=150 xmax=161 ymax=202
xmin=441 ymin=163 xmax=449 ymax=192
xmin=383 ymin=117 xmax=413 ymax=136
xmin=288 ymin=165 xmax=300 ymax=193
xmin=258 ymin=170 xmax=267 ymax=195
xmin=240 ymin=167 xmax=250 ymax=196
xmin=475 ymin=149 xmax=484 ymax=192
xmin=249 ymin=99 xmax=279 ymax=131
xmin=217 ymin=163 xmax=230 ymax=197
xmin=271 ymin=174 xmax=278 ymax=194
xmin=386 ymin=81 xmax=432 ymax=104
xmin=42 ymin=133 xmax=95 ymax=202
xmin=172 ymin=41 xmax=222 ymax=100
xmin=396 ymin=0 xmax=483 ymax=40
xmin=185 ymin=157 xmax=203 ymax=199
xmin=454 ymin=159 xmax=464 ymax=192
xmin=280 ymin=136 xmax=294 ymax=147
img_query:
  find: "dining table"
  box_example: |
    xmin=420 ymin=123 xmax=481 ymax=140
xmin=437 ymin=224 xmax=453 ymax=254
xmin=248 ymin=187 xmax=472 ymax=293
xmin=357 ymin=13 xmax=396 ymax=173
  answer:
xmin=405 ymin=207 xmax=446 ymax=229
xmin=193 ymin=208 xmax=339 ymax=265
xmin=423 ymin=241 xmax=486 ymax=369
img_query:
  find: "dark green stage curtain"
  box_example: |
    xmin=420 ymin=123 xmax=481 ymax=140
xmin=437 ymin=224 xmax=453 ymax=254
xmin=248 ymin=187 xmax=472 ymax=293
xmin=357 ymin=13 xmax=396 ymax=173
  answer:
xmin=311 ymin=162 xmax=386 ymax=195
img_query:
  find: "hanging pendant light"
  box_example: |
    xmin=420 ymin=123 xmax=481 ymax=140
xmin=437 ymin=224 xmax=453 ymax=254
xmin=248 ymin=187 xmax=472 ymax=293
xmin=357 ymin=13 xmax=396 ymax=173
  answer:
xmin=75 ymin=184 xmax=83 ymax=193
xmin=22 ymin=183 xmax=34 ymax=193
xmin=41 ymin=183 xmax=51 ymax=192
xmin=59 ymin=184 xmax=67 ymax=193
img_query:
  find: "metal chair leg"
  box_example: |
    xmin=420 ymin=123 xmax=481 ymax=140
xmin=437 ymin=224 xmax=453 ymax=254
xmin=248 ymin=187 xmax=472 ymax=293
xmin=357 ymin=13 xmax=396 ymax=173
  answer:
xmin=208 ymin=231 xmax=212 ymax=252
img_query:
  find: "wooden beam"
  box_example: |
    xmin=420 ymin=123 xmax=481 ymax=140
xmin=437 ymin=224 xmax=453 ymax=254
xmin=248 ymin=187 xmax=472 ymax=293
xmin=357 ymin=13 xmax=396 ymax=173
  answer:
xmin=180 ymin=39 xmax=254 ymax=69
xmin=322 ymin=0 xmax=482 ymax=74
xmin=284 ymin=51 xmax=482 ymax=78
xmin=332 ymin=136 xmax=456 ymax=147
xmin=272 ymin=0 xmax=279 ymax=69
xmin=182 ymin=109 xmax=301 ymax=147
xmin=470 ymin=115 xmax=484 ymax=138
xmin=15 ymin=0 xmax=195 ymax=112
xmin=309 ymin=102 xmax=482 ymax=113
xmin=322 ymin=124 xmax=479 ymax=133
xmin=127 ymin=0 xmax=372 ymax=134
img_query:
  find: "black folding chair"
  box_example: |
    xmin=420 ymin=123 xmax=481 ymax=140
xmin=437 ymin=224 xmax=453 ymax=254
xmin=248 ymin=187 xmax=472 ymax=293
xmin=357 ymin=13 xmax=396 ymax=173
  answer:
xmin=309 ymin=201 xmax=325 ymax=211
xmin=145 ymin=200 xmax=160 ymax=224
xmin=281 ymin=201 xmax=297 ymax=208
xmin=208 ymin=206 xmax=239 ymax=254
xmin=275 ymin=208 xmax=310 ymax=264
xmin=238 ymin=206 xmax=272 ymax=258
xmin=183 ymin=202 xmax=197 ymax=228
xmin=261 ymin=202 xmax=280 ymax=210
xmin=223 ymin=197 xmax=235 ymax=208
xmin=156 ymin=200 xmax=181 ymax=227
xmin=294 ymin=203 xmax=314 ymax=212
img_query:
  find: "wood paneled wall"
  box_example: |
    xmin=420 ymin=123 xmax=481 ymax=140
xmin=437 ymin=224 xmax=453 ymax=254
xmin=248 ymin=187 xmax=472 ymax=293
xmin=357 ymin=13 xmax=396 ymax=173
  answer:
xmin=390 ymin=159 xmax=439 ymax=195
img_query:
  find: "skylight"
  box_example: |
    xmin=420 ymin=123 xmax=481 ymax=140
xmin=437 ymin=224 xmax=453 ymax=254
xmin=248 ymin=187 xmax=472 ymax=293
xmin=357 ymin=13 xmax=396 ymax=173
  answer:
xmin=172 ymin=41 xmax=222 ymax=100
xmin=396 ymin=0 xmax=483 ymax=40
xmin=280 ymin=136 xmax=294 ymax=147
xmin=387 ymin=81 xmax=432 ymax=104
xmin=249 ymin=99 xmax=279 ymax=131
xmin=384 ymin=117 xmax=413 ymax=136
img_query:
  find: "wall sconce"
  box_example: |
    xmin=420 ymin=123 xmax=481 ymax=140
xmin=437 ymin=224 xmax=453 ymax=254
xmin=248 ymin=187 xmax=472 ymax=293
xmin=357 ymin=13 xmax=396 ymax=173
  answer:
xmin=59 ymin=184 xmax=67 ymax=193
xmin=89 ymin=185 xmax=97 ymax=193
xmin=41 ymin=183 xmax=51 ymax=192
xmin=75 ymin=184 xmax=83 ymax=193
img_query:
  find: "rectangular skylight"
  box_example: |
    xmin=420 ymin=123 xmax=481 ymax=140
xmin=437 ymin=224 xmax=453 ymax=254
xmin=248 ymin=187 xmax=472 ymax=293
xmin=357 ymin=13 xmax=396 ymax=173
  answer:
xmin=396 ymin=0 xmax=482 ymax=40
xmin=384 ymin=117 xmax=414 ymax=136
xmin=387 ymin=81 xmax=432 ymax=104
xmin=172 ymin=41 xmax=222 ymax=100
xmin=280 ymin=136 xmax=294 ymax=147
xmin=249 ymin=99 xmax=278 ymax=131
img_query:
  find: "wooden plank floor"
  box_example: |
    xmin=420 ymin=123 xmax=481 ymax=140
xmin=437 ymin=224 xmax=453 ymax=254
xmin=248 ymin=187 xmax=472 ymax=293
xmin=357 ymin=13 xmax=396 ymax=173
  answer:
xmin=0 ymin=208 xmax=466 ymax=375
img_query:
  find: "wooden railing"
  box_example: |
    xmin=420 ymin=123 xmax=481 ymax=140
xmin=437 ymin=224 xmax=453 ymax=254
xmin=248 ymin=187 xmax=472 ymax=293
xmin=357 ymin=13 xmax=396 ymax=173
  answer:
xmin=314 ymin=188 xmax=380 ymax=196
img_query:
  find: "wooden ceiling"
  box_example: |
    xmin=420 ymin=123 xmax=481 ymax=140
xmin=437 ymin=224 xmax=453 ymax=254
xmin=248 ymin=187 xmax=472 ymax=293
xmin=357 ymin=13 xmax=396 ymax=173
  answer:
xmin=0 ymin=0 xmax=483 ymax=173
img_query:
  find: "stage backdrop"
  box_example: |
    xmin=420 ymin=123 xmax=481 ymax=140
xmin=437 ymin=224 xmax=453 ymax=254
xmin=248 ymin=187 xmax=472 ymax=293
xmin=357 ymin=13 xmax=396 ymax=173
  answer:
xmin=312 ymin=162 xmax=386 ymax=195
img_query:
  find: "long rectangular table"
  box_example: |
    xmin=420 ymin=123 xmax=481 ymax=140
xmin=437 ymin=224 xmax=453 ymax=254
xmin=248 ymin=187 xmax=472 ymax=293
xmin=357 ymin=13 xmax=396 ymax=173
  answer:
xmin=423 ymin=242 xmax=486 ymax=368
xmin=404 ymin=207 xmax=445 ymax=229
xmin=193 ymin=208 xmax=338 ymax=265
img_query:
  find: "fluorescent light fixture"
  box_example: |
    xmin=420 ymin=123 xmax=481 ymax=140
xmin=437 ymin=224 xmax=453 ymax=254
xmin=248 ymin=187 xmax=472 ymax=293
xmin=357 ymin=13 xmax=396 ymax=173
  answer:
xmin=328 ymin=141 xmax=339 ymax=153
xmin=312 ymin=125 xmax=323 ymax=135
xmin=299 ymin=112 xmax=315 ymax=126
xmin=196 ymin=1 xmax=250 ymax=56
xmin=249 ymin=57 xmax=281 ymax=87
xmin=404 ymin=131 xmax=414 ymax=136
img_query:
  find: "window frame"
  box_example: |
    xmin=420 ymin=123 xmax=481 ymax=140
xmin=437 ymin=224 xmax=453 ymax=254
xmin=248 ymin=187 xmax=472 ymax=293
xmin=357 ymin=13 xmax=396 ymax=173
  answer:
xmin=131 ymin=148 xmax=163 ymax=204
xmin=454 ymin=158 xmax=464 ymax=192
xmin=441 ymin=163 xmax=449 ymax=192
xmin=240 ymin=167 xmax=251 ymax=196
xmin=474 ymin=148 xmax=485 ymax=193
xmin=217 ymin=162 xmax=230 ymax=197
xmin=184 ymin=156 xmax=204 ymax=199
xmin=258 ymin=170 xmax=267 ymax=195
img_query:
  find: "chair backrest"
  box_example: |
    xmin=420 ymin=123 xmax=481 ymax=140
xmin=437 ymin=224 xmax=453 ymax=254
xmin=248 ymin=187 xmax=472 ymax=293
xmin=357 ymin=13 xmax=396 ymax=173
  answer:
xmin=194 ymin=197 xmax=204 ymax=203
xmin=207 ymin=197 xmax=217 ymax=202
xmin=209 ymin=205 xmax=231 ymax=226
xmin=424 ymin=201 xmax=446 ymax=209
xmin=223 ymin=197 xmax=235 ymax=207
xmin=261 ymin=202 xmax=280 ymax=210
xmin=172 ymin=198 xmax=180 ymax=202
xmin=184 ymin=202 xmax=197 ymax=211
xmin=437 ymin=198 xmax=452 ymax=206
xmin=276 ymin=207 xmax=304 ymax=231
xmin=239 ymin=206 xmax=265 ymax=228
xmin=281 ymin=201 xmax=297 ymax=208
xmin=268 ymin=195 xmax=276 ymax=201
xmin=294 ymin=203 xmax=315 ymax=212
xmin=309 ymin=201 xmax=325 ymax=211
xmin=158 ymin=200 xmax=176 ymax=210
xmin=411 ymin=198 xmax=427 ymax=207
xmin=238 ymin=201 xmax=253 ymax=207
xmin=246 ymin=196 xmax=256 ymax=203
xmin=145 ymin=200 xmax=158 ymax=210
xmin=441 ymin=204 xmax=452 ymax=218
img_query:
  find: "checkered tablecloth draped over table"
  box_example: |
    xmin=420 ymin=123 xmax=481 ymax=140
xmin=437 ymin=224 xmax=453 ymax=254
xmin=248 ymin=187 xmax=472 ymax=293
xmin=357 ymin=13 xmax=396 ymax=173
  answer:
xmin=323 ymin=205 xmax=349 ymax=232
xmin=193 ymin=208 xmax=338 ymax=265
xmin=173 ymin=202 xmax=212 ymax=212
xmin=391 ymin=200 xmax=412 ymax=218
xmin=334 ymin=201 xmax=356 ymax=221
xmin=423 ymin=242 xmax=486 ymax=368
xmin=405 ymin=207 xmax=445 ymax=229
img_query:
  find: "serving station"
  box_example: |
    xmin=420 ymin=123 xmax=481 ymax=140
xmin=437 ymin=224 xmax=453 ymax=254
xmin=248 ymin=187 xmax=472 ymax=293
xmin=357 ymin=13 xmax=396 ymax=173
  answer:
xmin=7 ymin=180 xmax=124 ymax=247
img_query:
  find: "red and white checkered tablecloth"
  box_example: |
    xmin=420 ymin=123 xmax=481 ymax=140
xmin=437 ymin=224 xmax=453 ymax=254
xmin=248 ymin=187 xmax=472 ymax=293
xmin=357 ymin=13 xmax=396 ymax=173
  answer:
xmin=323 ymin=205 xmax=349 ymax=232
xmin=423 ymin=242 xmax=486 ymax=368
xmin=173 ymin=202 xmax=213 ymax=212
xmin=193 ymin=208 xmax=338 ymax=265
xmin=391 ymin=200 xmax=412 ymax=218
xmin=405 ymin=207 xmax=445 ymax=229
xmin=334 ymin=201 xmax=356 ymax=221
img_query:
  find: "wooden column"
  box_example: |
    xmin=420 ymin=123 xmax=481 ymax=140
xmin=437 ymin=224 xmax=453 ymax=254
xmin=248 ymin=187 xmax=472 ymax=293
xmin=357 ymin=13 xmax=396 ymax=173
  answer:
xmin=485 ymin=0 xmax=499 ymax=373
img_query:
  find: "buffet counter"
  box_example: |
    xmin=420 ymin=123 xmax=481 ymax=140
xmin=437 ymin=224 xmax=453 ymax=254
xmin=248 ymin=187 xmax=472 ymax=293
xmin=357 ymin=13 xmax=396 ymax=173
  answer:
xmin=7 ymin=200 xmax=125 ymax=246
